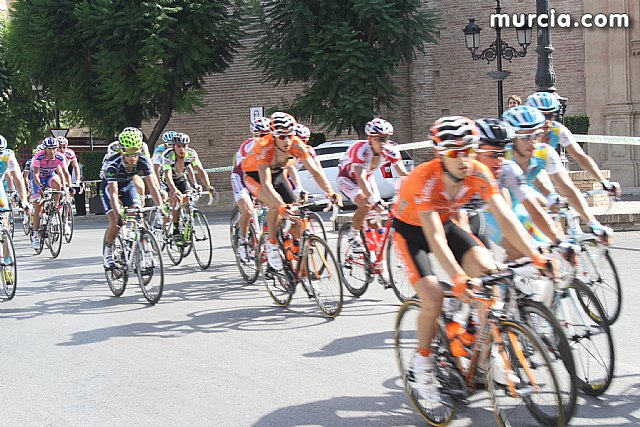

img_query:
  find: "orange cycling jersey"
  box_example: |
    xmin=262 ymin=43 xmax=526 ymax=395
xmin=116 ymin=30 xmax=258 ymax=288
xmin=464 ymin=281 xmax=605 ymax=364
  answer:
xmin=393 ymin=158 xmax=499 ymax=226
xmin=241 ymin=134 xmax=309 ymax=173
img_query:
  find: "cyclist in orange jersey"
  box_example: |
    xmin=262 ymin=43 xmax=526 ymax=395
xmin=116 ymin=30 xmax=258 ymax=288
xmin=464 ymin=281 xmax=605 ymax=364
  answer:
xmin=392 ymin=116 xmax=550 ymax=403
xmin=241 ymin=112 xmax=341 ymax=271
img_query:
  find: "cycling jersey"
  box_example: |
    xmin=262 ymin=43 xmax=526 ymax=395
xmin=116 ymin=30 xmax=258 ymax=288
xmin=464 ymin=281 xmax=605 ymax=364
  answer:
xmin=294 ymin=145 xmax=317 ymax=171
xmin=393 ymin=158 xmax=499 ymax=226
xmin=241 ymin=134 xmax=309 ymax=173
xmin=231 ymin=138 xmax=256 ymax=202
xmin=504 ymin=142 xmax=564 ymax=186
xmin=61 ymin=147 xmax=77 ymax=163
xmin=101 ymin=141 xmax=151 ymax=179
xmin=152 ymin=143 xmax=169 ymax=165
xmin=32 ymin=151 xmax=67 ymax=180
xmin=499 ymin=160 xmax=535 ymax=205
xmin=543 ymin=120 xmax=577 ymax=149
xmin=338 ymin=140 xmax=401 ymax=181
xmin=0 ymin=150 xmax=19 ymax=210
xmin=102 ymin=153 xmax=153 ymax=184
xmin=161 ymin=147 xmax=201 ymax=180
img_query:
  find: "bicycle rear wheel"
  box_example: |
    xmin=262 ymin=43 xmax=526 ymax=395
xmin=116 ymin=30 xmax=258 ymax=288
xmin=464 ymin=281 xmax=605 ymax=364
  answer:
xmin=337 ymin=222 xmax=371 ymax=297
xmin=0 ymin=230 xmax=17 ymax=300
xmin=164 ymin=222 xmax=184 ymax=265
xmin=387 ymin=228 xmax=417 ymax=302
xmin=487 ymin=320 xmax=564 ymax=427
xmin=394 ymin=300 xmax=457 ymax=426
xmin=262 ymin=234 xmax=293 ymax=307
xmin=555 ymin=279 xmax=615 ymax=395
xmin=136 ymin=229 xmax=164 ymax=304
xmin=47 ymin=209 xmax=63 ymax=258
xmin=576 ymin=240 xmax=622 ymax=326
xmin=192 ymin=210 xmax=213 ymax=270
xmin=304 ymin=235 xmax=343 ymax=317
xmin=232 ymin=221 xmax=261 ymax=284
xmin=22 ymin=212 xmax=32 ymax=236
xmin=62 ymin=201 xmax=74 ymax=243
xmin=519 ymin=299 xmax=578 ymax=422
xmin=104 ymin=234 xmax=128 ymax=297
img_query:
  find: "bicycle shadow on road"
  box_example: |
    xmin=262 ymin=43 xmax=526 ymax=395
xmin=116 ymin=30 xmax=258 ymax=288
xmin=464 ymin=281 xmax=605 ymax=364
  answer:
xmin=303 ymin=331 xmax=394 ymax=358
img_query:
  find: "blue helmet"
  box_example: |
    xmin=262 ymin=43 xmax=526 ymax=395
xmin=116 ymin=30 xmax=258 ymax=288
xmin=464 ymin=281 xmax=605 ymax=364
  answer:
xmin=501 ymin=106 xmax=546 ymax=131
xmin=42 ymin=136 xmax=59 ymax=149
xmin=162 ymin=130 xmax=176 ymax=144
xmin=526 ymin=92 xmax=561 ymax=114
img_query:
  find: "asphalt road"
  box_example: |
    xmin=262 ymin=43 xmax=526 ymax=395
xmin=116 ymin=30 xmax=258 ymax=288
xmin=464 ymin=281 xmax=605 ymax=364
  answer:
xmin=1 ymin=213 xmax=639 ymax=426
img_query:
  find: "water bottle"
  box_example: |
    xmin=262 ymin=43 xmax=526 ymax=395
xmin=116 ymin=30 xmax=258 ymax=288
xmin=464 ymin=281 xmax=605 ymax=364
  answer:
xmin=446 ymin=302 xmax=473 ymax=357
xmin=365 ymin=228 xmax=377 ymax=251
xmin=282 ymin=234 xmax=295 ymax=261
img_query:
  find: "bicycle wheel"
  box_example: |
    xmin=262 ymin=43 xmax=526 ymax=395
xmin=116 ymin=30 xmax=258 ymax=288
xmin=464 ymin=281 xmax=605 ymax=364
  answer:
xmin=519 ymin=299 xmax=578 ymax=422
xmin=22 ymin=212 xmax=31 ymax=236
xmin=164 ymin=222 xmax=184 ymax=265
xmin=8 ymin=209 xmax=14 ymax=238
xmin=62 ymin=201 xmax=74 ymax=243
xmin=307 ymin=211 xmax=327 ymax=242
xmin=136 ymin=229 xmax=164 ymax=304
xmin=487 ymin=320 xmax=564 ymax=427
xmin=192 ymin=210 xmax=213 ymax=270
xmin=229 ymin=206 xmax=240 ymax=244
xmin=105 ymin=234 xmax=128 ymax=297
xmin=337 ymin=222 xmax=371 ymax=297
xmin=387 ymin=229 xmax=417 ymax=302
xmin=576 ymin=240 xmax=622 ymax=326
xmin=555 ymin=279 xmax=615 ymax=396
xmin=304 ymin=235 xmax=343 ymax=317
xmin=0 ymin=230 xmax=17 ymax=300
xmin=232 ymin=221 xmax=261 ymax=284
xmin=33 ymin=226 xmax=45 ymax=255
xmin=149 ymin=210 xmax=167 ymax=252
xmin=262 ymin=234 xmax=293 ymax=307
xmin=394 ymin=300 xmax=457 ymax=426
xmin=47 ymin=209 xmax=63 ymax=258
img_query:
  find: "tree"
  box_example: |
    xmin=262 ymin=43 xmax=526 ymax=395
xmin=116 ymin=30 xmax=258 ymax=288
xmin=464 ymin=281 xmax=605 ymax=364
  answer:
xmin=8 ymin=0 xmax=245 ymax=148
xmin=254 ymin=0 xmax=439 ymax=137
xmin=0 ymin=17 xmax=54 ymax=148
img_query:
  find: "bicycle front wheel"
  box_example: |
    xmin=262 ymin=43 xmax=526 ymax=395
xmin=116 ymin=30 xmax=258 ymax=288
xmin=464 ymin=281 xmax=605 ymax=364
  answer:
xmin=164 ymin=222 xmax=184 ymax=265
xmin=22 ymin=213 xmax=32 ymax=236
xmin=47 ymin=209 xmax=63 ymax=258
xmin=0 ymin=230 xmax=17 ymax=300
xmin=8 ymin=209 xmax=14 ymax=238
xmin=387 ymin=228 xmax=417 ymax=302
xmin=136 ymin=229 xmax=164 ymax=304
xmin=337 ymin=222 xmax=371 ymax=297
xmin=192 ymin=210 xmax=213 ymax=270
xmin=576 ymin=240 xmax=622 ymax=326
xmin=304 ymin=235 xmax=343 ymax=318
xmin=63 ymin=202 xmax=74 ymax=243
xmin=487 ymin=320 xmax=564 ymax=427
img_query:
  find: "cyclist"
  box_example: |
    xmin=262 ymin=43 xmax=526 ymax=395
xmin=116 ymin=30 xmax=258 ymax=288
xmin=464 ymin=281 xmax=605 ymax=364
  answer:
xmin=101 ymin=129 xmax=164 ymax=269
xmin=151 ymin=130 xmax=176 ymax=182
xmin=232 ymin=116 xmax=270 ymax=262
xmin=30 ymin=137 xmax=72 ymax=250
xmin=56 ymin=136 xmax=81 ymax=188
xmin=162 ymin=132 xmax=217 ymax=244
xmin=502 ymin=106 xmax=613 ymax=242
xmin=241 ymin=112 xmax=341 ymax=271
xmin=472 ymin=118 xmax=567 ymax=254
xmin=392 ymin=116 xmax=548 ymax=403
xmin=23 ymin=145 xmax=42 ymax=184
xmin=0 ymin=135 xmax=30 ymax=218
xmin=527 ymin=92 xmax=621 ymax=197
xmin=338 ymin=118 xmax=408 ymax=253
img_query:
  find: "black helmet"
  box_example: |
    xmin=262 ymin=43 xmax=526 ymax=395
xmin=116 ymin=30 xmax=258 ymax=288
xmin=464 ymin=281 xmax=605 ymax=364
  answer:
xmin=475 ymin=118 xmax=515 ymax=147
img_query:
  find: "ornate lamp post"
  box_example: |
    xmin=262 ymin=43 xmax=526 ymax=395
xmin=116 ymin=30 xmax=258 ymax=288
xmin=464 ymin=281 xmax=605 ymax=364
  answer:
xmin=463 ymin=0 xmax=532 ymax=116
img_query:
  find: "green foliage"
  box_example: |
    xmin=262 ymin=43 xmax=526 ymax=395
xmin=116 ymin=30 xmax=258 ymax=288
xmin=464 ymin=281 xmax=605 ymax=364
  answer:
xmin=0 ymin=18 xmax=55 ymax=147
xmin=80 ymin=151 xmax=107 ymax=181
xmin=564 ymin=115 xmax=590 ymax=135
xmin=254 ymin=0 xmax=439 ymax=136
xmin=308 ymin=132 xmax=326 ymax=147
xmin=8 ymin=0 xmax=246 ymax=145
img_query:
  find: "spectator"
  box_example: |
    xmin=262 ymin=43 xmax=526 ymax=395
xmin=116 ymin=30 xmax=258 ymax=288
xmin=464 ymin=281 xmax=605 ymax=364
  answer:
xmin=507 ymin=95 xmax=522 ymax=109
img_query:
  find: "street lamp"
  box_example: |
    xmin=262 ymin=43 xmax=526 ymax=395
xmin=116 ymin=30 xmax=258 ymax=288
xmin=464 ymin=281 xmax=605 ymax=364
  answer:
xmin=463 ymin=0 xmax=532 ymax=116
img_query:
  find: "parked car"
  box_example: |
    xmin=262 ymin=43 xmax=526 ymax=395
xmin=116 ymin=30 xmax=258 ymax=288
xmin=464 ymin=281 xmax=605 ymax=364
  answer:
xmin=297 ymin=140 xmax=415 ymax=200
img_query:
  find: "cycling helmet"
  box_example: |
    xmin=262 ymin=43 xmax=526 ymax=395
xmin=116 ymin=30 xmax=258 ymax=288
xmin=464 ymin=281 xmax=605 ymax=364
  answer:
xmin=161 ymin=130 xmax=176 ymax=144
xmin=171 ymin=133 xmax=191 ymax=145
xmin=365 ymin=118 xmax=394 ymax=136
xmin=501 ymin=105 xmax=546 ymax=131
xmin=269 ymin=112 xmax=297 ymax=136
xmin=42 ymin=136 xmax=59 ymax=149
xmin=526 ymin=92 xmax=561 ymax=114
xmin=475 ymin=118 xmax=515 ymax=147
xmin=0 ymin=135 xmax=7 ymax=150
xmin=430 ymin=116 xmax=479 ymax=148
xmin=56 ymin=136 xmax=68 ymax=146
xmin=250 ymin=117 xmax=271 ymax=135
xmin=292 ymin=123 xmax=311 ymax=141
xmin=118 ymin=129 xmax=143 ymax=150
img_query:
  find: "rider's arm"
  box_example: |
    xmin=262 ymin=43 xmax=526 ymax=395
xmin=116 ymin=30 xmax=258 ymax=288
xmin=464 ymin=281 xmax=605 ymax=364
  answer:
xmin=521 ymin=197 xmax=565 ymax=244
xmin=107 ymin=181 xmax=121 ymax=215
xmin=144 ymin=173 xmax=164 ymax=207
xmin=192 ymin=163 xmax=212 ymax=189
xmin=419 ymin=210 xmax=466 ymax=279
xmin=32 ymin=166 xmax=42 ymax=187
xmin=163 ymin=167 xmax=179 ymax=195
xmin=566 ymin=143 xmax=606 ymax=182
xmin=71 ymin=158 xmax=81 ymax=185
xmin=9 ymin=169 xmax=28 ymax=206
xmin=392 ymin=161 xmax=409 ymax=177
xmin=353 ymin=165 xmax=374 ymax=200
xmin=286 ymin=164 xmax=302 ymax=190
xmin=550 ymin=169 xmax=597 ymax=223
xmin=486 ymin=194 xmax=540 ymax=260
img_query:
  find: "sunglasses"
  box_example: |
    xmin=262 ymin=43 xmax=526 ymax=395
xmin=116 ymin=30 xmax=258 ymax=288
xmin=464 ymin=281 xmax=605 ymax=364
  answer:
xmin=275 ymin=135 xmax=292 ymax=141
xmin=372 ymin=136 xmax=390 ymax=143
xmin=123 ymin=152 xmax=141 ymax=158
xmin=515 ymin=131 xmax=543 ymax=141
xmin=437 ymin=145 xmax=474 ymax=158
xmin=476 ymin=148 xmax=505 ymax=159
xmin=174 ymin=143 xmax=188 ymax=147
